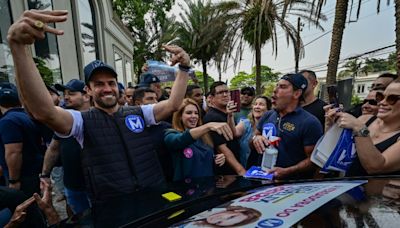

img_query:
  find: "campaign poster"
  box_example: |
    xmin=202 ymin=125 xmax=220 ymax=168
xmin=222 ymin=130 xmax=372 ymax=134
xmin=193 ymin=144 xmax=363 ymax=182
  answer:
xmin=173 ymin=181 xmax=365 ymax=228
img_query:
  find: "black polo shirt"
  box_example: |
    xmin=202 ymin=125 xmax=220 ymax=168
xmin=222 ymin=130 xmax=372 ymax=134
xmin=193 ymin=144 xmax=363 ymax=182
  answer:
xmin=203 ymin=107 xmax=241 ymax=175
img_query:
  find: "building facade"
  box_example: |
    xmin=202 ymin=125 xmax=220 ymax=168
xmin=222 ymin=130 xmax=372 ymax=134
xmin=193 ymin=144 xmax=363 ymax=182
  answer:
xmin=0 ymin=0 xmax=135 ymax=86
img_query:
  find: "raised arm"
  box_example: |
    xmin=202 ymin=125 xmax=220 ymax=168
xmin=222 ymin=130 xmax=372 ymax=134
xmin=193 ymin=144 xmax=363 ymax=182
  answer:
xmin=153 ymin=45 xmax=190 ymax=122
xmin=7 ymin=10 xmax=73 ymax=135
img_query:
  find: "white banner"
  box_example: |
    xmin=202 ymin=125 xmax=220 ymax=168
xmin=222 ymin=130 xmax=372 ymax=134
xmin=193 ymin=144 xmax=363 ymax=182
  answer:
xmin=173 ymin=181 xmax=366 ymax=228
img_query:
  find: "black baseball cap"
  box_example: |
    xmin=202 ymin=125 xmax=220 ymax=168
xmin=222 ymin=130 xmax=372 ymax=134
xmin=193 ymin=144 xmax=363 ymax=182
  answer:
xmin=46 ymin=85 xmax=60 ymax=96
xmin=138 ymin=72 xmax=160 ymax=88
xmin=84 ymin=60 xmax=117 ymax=84
xmin=55 ymin=79 xmax=85 ymax=93
xmin=241 ymin=87 xmax=255 ymax=96
xmin=280 ymin=73 xmax=308 ymax=93
xmin=0 ymin=82 xmax=19 ymax=106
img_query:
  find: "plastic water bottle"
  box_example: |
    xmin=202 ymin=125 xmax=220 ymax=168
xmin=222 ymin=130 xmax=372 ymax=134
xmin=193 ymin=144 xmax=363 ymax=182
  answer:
xmin=261 ymin=145 xmax=278 ymax=171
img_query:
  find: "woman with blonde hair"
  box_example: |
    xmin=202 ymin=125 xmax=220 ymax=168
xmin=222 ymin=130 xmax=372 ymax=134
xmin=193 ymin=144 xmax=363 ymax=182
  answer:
xmin=164 ymin=98 xmax=231 ymax=181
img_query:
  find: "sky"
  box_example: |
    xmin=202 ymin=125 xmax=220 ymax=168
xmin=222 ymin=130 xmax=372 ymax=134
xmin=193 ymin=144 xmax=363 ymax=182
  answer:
xmin=169 ymin=0 xmax=396 ymax=83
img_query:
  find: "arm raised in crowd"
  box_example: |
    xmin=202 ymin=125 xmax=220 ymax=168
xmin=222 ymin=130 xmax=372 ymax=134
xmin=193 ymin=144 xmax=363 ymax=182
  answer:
xmin=153 ymin=45 xmax=190 ymax=122
xmin=7 ymin=10 xmax=73 ymax=135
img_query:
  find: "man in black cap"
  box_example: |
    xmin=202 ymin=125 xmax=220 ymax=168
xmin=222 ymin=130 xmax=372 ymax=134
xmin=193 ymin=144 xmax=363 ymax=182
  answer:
xmin=0 ymin=82 xmax=44 ymax=196
xmin=54 ymin=79 xmax=89 ymax=110
xmin=8 ymin=10 xmax=191 ymax=203
xmin=251 ymin=73 xmax=323 ymax=179
xmin=138 ymin=72 xmax=167 ymax=101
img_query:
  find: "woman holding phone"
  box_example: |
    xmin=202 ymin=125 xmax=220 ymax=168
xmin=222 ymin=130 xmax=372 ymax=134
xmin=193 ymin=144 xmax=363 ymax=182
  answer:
xmin=164 ymin=98 xmax=230 ymax=181
xmin=326 ymin=81 xmax=400 ymax=176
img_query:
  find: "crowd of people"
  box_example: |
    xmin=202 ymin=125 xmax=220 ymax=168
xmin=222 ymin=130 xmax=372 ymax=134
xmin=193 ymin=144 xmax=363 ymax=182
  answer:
xmin=1 ymin=9 xmax=400 ymax=227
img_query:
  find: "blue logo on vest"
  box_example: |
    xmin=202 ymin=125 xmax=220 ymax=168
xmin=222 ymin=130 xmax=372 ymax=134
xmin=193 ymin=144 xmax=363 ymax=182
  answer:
xmin=262 ymin=123 xmax=276 ymax=138
xmin=125 ymin=115 xmax=145 ymax=133
xmin=257 ymin=218 xmax=284 ymax=228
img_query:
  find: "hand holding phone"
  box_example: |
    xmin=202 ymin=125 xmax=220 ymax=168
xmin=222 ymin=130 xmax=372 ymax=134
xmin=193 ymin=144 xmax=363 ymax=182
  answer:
xmin=229 ymin=89 xmax=241 ymax=112
xmin=327 ymin=85 xmax=339 ymax=108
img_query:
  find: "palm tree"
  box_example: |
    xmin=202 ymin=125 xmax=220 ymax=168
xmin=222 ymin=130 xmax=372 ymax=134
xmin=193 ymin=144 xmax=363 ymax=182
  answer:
xmin=338 ymin=58 xmax=363 ymax=78
xmin=173 ymin=0 xmax=238 ymax=93
xmin=313 ymin=0 xmax=393 ymax=92
xmin=231 ymin=0 xmax=325 ymax=95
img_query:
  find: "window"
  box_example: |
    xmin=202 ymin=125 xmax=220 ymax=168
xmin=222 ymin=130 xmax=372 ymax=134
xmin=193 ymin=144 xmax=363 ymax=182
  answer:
xmin=0 ymin=1 xmax=14 ymax=83
xmin=77 ymin=0 xmax=98 ymax=66
xmin=27 ymin=0 xmax=62 ymax=84
xmin=114 ymin=52 xmax=124 ymax=85
xmin=357 ymin=84 xmax=365 ymax=94
xmin=125 ymin=60 xmax=132 ymax=85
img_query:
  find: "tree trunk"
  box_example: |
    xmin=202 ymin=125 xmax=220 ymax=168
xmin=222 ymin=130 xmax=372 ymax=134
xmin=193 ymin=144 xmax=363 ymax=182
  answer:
xmin=325 ymin=0 xmax=349 ymax=97
xmin=255 ymin=42 xmax=262 ymax=95
xmin=202 ymin=59 xmax=209 ymax=94
xmin=395 ymin=0 xmax=400 ymax=77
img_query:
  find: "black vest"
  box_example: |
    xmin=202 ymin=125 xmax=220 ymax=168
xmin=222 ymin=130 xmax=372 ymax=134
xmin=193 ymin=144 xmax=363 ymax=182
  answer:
xmin=81 ymin=106 xmax=164 ymax=202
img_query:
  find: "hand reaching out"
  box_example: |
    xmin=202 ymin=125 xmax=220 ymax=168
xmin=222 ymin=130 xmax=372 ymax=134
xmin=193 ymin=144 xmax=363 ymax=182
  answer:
xmin=207 ymin=122 xmax=233 ymax=141
xmin=4 ymin=197 xmax=35 ymax=228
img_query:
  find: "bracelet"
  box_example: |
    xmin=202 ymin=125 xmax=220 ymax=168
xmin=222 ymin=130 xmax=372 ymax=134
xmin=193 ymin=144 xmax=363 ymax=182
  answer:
xmin=178 ymin=64 xmax=191 ymax=72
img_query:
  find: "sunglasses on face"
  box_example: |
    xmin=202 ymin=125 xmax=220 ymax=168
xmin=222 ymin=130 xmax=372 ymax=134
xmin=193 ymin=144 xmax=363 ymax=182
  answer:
xmin=376 ymin=92 xmax=400 ymax=105
xmin=241 ymin=91 xmax=254 ymax=96
xmin=362 ymin=99 xmax=378 ymax=106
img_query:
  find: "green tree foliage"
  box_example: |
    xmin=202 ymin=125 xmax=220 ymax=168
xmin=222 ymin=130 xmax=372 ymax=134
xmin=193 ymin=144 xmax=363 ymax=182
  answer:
xmin=112 ymin=0 xmax=175 ymax=78
xmin=193 ymin=71 xmax=215 ymax=91
xmin=33 ymin=57 xmax=53 ymax=85
xmin=351 ymin=94 xmax=362 ymax=106
xmin=229 ymin=0 xmax=325 ymax=95
xmin=338 ymin=58 xmax=363 ymax=78
xmin=263 ymin=81 xmax=276 ymax=98
xmin=362 ymin=57 xmax=392 ymax=73
xmin=230 ymin=65 xmax=280 ymax=89
xmin=173 ymin=0 xmax=238 ymax=93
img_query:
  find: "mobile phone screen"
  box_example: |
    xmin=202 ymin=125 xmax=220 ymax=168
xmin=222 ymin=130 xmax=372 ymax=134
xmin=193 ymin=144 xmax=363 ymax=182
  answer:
xmin=230 ymin=89 xmax=241 ymax=112
xmin=327 ymin=85 xmax=339 ymax=107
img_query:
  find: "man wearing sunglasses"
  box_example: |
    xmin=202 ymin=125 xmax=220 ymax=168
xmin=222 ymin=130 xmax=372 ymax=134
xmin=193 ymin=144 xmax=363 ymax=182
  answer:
xmin=361 ymin=90 xmax=382 ymax=116
xmin=234 ymin=87 xmax=255 ymax=123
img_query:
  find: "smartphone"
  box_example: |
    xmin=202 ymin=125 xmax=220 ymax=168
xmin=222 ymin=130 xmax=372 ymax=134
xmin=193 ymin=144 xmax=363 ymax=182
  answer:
xmin=229 ymin=89 xmax=241 ymax=112
xmin=327 ymin=85 xmax=339 ymax=107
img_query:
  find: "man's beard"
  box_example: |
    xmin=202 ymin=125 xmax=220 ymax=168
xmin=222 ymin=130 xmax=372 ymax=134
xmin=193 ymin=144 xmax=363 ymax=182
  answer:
xmin=94 ymin=96 xmax=117 ymax=109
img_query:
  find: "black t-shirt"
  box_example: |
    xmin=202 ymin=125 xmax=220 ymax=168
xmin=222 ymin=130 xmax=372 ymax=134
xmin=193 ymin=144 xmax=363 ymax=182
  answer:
xmin=148 ymin=121 xmax=174 ymax=182
xmin=203 ymin=107 xmax=241 ymax=175
xmin=303 ymin=99 xmax=326 ymax=130
xmin=53 ymin=135 xmax=86 ymax=191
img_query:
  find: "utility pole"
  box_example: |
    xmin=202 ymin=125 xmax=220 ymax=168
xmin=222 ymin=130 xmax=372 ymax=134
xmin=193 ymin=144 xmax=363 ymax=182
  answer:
xmin=295 ymin=17 xmax=302 ymax=73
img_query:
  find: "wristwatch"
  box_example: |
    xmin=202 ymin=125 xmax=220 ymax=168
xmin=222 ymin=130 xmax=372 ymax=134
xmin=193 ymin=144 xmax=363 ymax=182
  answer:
xmin=354 ymin=126 xmax=370 ymax=137
xmin=8 ymin=178 xmax=20 ymax=184
xmin=39 ymin=173 xmax=51 ymax=178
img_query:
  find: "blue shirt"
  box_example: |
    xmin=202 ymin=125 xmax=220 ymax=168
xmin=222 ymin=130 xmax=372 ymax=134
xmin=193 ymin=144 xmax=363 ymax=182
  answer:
xmin=0 ymin=108 xmax=44 ymax=178
xmin=164 ymin=129 xmax=214 ymax=181
xmin=257 ymin=107 xmax=322 ymax=177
